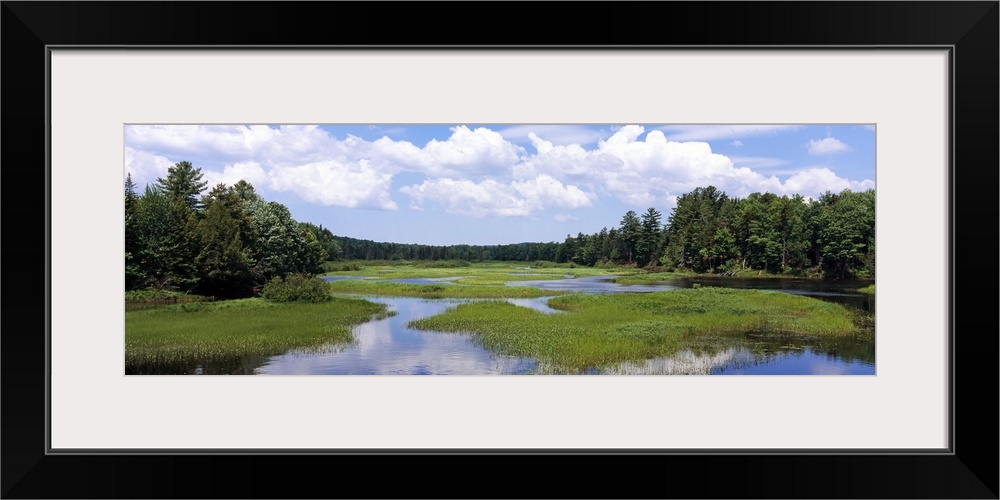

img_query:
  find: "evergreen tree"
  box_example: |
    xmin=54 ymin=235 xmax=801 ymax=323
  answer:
xmin=156 ymin=161 xmax=208 ymax=210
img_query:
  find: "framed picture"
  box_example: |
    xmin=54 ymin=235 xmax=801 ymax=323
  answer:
xmin=4 ymin=2 xmax=996 ymax=498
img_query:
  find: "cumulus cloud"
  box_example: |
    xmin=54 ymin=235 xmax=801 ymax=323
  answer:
xmin=400 ymin=174 xmax=591 ymax=218
xmin=125 ymin=124 xmax=873 ymax=217
xmin=781 ymin=168 xmax=874 ymax=194
xmin=516 ymin=126 xmax=738 ymax=206
xmin=372 ymin=125 xmax=523 ymax=178
xmin=268 ymin=160 xmax=397 ymax=210
xmin=498 ymin=125 xmax=606 ymax=146
xmin=807 ymin=137 xmax=852 ymax=155
xmin=511 ymin=175 xmax=592 ymax=209
xmin=126 ymin=125 xmax=357 ymax=166
xmin=124 ymin=146 xmax=175 ymax=188
xmin=202 ymin=161 xmax=269 ymax=189
xmin=400 ymin=178 xmax=532 ymax=217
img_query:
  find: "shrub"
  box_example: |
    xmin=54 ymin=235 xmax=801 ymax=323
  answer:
xmin=321 ymin=261 xmax=363 ymax=272
xmin=125 ymin=289 xmax=208 ymax=303
xmin=261 ymin=273 xmax=331 ymax=303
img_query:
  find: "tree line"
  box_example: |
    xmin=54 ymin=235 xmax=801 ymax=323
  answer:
xmin=328 ymin=187 xmax=874 ymax=279
xmin=125 ymin=161 xmax=340 ymax=298
xmin=558 ymin=186 xmax=875 ymax=279
xmin=126 ymin=162 xmax=875 ymax=299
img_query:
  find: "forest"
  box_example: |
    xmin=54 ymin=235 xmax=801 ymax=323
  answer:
xmin=126 ymin=161 xmax=875 ymax=299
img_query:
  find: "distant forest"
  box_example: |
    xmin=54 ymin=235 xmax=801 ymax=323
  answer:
xmin=126 ymin=161 xmax=875 ymax=298
xmin=335 ymin=185 xmax=875 ymax=279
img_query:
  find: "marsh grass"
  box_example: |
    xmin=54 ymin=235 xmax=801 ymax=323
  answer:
xmin=856 ymin=284 xmax=876 ymax=295
xmin=610 ymin=271 xmax=692 ymax=284
xmin=125 ymin=296 xmax=392 ymax=373
xmin=320 ymin=262 xmax=639 ymax=298
xmin=408 ymin=287 xmax=857 ymax=371
xmin=125 ymin=289 xmax=214 ymax=311
xmin=325 ymin=279 xmax=570 ymax=299
xmin=322 ymin=262 xmax=634 ymax=282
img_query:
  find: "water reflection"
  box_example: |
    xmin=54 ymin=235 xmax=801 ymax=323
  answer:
xmin=256 ymin=297 xmax=541 ymax=375
xmin=507 ymin=275 xmax=679 ymax=293
xmin=138 ymin=273 xmax=874 ymax=375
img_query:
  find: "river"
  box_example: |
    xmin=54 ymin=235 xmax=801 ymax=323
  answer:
xmin=248 ymin=275 xmax=875 ymax=375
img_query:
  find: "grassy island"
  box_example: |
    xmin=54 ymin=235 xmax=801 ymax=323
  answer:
xmin=408 ymin=287 xmax=859 ymax=371
xmin=125 ymin=296 xmax=391 ymax=373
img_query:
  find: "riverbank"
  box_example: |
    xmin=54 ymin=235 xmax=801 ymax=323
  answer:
xmin=125 ymin=296 xmax=392 ymax=374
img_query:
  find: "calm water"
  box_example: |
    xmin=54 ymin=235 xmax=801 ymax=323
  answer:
xmin=256 ymin=297 xmax=542 ymax=375
xmin=146 ymin=274 xmax=875 ymax=375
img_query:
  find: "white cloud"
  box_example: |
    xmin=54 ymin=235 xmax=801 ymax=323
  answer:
xmin=517 ymin=126 xmax=738 ymax=206
xmin=202 ymin=161 xmax=268 ymax=189
xmin=268 ymin=160 xmax=397 ymax=210
xmin=125 ymin=125 xmax=355 ymax=166
xmin=125 ymin=124 xmax=873 ymax=216
xmin=400 ymin=174 xmax=591 ymax=218
xmin=372 ymin=125 xmax=523 ymax=178
xmin=781 ymin=168 xmax=874 ymax=194
xmin=731 ymin=140 xmax=744 ymax=147
xmin=124 ymin=146 xmax=175 ymax=189
xmin=498 ymin=125 xmax=606 ymax=146
xmin=400 ymin=178 xmax=532 ymax=217
xmin=511 ymin=174 xmax=592 ymax=209
xmin=807 ymin=137 xmax=852 ymax=155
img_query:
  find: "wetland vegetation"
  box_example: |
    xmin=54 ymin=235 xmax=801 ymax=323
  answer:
xmin=125 ymin=295 xmax=391 ymax=374
xmin=124 ymin=161 xmax=874 ymax=375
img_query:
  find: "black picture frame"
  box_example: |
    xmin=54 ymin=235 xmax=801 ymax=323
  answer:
xmin=3 ymin=2 xmax=997 ymax=498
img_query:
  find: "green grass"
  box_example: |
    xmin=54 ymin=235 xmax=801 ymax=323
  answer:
xmin=408 ymin=287 xmax=858 ymax=372
xmin=125 ymin=289 xmax=214 ymax=311
xmin=125 ymin=296 xmax=392 ymax=372
xmin=321 ymin=262 xmax=637 ymax=298
xmin=856 ymin=284 xmax=876 ymax=294
xmin=322 ymin=261 xmax=633 ymax=280
xmin=610 ymin=271 xmax=692 ymax=284
xmin=325 ymin=279 xmax=570 ymax=299
xmin=125 ymin=289 xmax=210 ymax=302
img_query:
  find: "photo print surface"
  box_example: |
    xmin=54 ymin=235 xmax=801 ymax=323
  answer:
xmin=124 ymin=124 xmax=876 ymax=375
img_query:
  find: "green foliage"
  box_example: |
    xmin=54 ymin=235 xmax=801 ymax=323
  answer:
xmin=619 ymin=210 xmax=641 ymax=264
xmin=261 ymin=273 xmax=332 ymax=303
xmin=127 ymin=174 xmax=875 ymax=302
xmin=244 ymin=198 xmax=325 ymax=280
xmin=130 ymin=185 xmax=199 ymax=291
xmin=814 ymin=189 xmax=875 ymax=278
xmin=636 ymin=207 xmax=663 ymax=267
xmin=321 ymin=261 xmax=363 ymax=272
xmin=156 ymin=161 xmax=208 ymax=210
xmin=193 ymin=184 xmax=255 ymax=297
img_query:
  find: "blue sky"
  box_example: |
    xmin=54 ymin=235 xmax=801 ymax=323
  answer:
xmin=125 ymin=124 xmax=875 ymax=246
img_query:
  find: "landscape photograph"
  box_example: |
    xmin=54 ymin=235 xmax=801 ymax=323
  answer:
xmin=124 ymin=124 xmax=876 ymax=375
